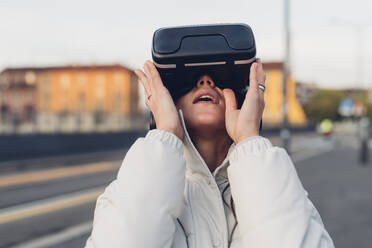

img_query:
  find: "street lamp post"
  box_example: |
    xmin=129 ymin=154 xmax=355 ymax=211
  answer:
xmin=330 ymin=19 xmax=371 ymax=164
xmin=353 ymin=24 xmax=366 ymax=88
xmin=330 ymin=19 xmax=370 ymax=88
xmin=281 ymin=0 xmax=291 ymax=152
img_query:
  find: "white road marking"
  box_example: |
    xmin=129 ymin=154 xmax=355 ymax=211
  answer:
xmin=293 ymin=145 xmax=334 ymax=163
xmin=0 ymin=187 xmax=103 ymax=225
xmin=10 ymin=221 xmax=92 ymax=248
xmin=0 ymin=161 xmax=119 ymax=188
xmin=291 ymin=137 xmax=335 ymax=163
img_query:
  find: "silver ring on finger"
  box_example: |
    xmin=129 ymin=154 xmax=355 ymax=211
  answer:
xmin=258 ymin=84 xmax=265 ymax=92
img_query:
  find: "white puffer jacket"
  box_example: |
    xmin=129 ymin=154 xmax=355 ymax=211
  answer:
xmin=85 ymin=110 xmax=334 ymax=248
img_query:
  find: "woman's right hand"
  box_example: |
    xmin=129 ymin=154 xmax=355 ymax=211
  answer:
xmin=135 ymin=61 xmax=184 ymax=141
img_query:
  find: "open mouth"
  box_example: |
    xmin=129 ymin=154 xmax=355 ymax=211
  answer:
xmin=194 ymin=95 xmax=214 ymax=103
xmin=192 ymin=92 xmax=218 ymax=104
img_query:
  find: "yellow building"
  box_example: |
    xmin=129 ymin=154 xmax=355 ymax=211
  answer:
xmin=1 ymin=64 xmax=139 ymax=115
xmin=263 ymin=62 xmax=307 ymax=126
xmin=34 ymin=65 xmax=139 ymax=115
xmin=0 ymin=64 xmax=141 ymax=132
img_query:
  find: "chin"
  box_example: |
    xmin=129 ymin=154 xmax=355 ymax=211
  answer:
xmin=187 ymin=112 xmax=225 ymax=130
xmin=196 ymin=114 xmax=220 ymax=124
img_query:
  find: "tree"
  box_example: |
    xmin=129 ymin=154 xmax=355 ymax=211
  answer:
xmin=367 ymin=104 xmax=372 ymax=119
xmin=304 ymin=89 xmax=344 ymax=123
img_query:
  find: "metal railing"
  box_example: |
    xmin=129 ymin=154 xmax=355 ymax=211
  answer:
xmin=0 ymin=112 xmax=147 ymax=135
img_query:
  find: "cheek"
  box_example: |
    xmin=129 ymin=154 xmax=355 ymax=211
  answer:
xmin=175 ymin=96 xmax=189 ymax=112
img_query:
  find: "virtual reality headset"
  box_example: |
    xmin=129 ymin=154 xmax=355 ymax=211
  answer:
xmin=152 ymin=23 xmax=256 ymax=108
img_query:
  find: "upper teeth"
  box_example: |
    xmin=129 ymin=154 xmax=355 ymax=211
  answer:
xmin=199 ymin=95 xmax=213 ymax=101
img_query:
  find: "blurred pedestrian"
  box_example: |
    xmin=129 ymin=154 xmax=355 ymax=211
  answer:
xmin=359 ymin=116 xmax=370 ymax=164
xmin=85 ymin=60 xmax=334 ymax=247
xmin=320 ymin=118 xmax=334 ymax=138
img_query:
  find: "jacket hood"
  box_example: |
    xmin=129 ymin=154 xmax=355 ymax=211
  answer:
xmin=178 ymin=109 xmax=236 ymax=182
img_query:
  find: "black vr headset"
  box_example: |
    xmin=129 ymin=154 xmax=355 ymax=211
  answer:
xmin=152 ymin=23 xmax=256 ymax=108
xmin=150 ymin=23 xmax=258 ymax=129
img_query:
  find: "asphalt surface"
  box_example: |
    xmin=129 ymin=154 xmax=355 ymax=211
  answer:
xmin=0 ymin=150 xmax=123 ymax=248
xmin=51 ymin=234 xmax=90 ymax=248
xmin=0 ymin=133 xmax=371 ymax=248
xmin=0 ymin=203 xmax=95 ymax=248
xmin=0 ymin=170 xmax=117 ymax=209
xmin=0 ymin=149 xmax=126 ymax=176
xmin=296 ymin=146 xmax=372 ymax=248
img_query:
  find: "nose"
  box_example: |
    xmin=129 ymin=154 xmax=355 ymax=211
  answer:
xmin=196 ymin=75 xmax=215 ymax=88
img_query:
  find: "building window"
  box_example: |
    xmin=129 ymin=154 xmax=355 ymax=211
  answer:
xmin=60 ymin=74 xmax=70 ymax=90
xmin=77 ymin=74 xmax=87 ymax=112
xmin=41 ymin=75 xmax=50 ymax=112
xmin=114 ymin=73 xmax=123 ymax=87
xmin=77 ymin=74 xmax=87 ymax=91
xmin=25 ymin=71 xmax=37 ymax=86
xmin=60 ymin=74 xmax=70 ymax=111
xmin=95 ymin=74 xmax=105 ymax=100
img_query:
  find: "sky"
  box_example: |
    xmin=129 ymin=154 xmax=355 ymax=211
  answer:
xmin=0 ymin=0 xmax=372 ymax=89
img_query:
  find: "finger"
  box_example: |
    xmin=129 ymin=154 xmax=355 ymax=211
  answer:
xmin=143 ymin=62 xmax=154 ymax=93
xmin=146 ymin=60 xmax=164 ymax=89
xmin=135 ymin=68 xmax=148 ymax=85
xmin=258 ymin=86 xmax=265 ymax=99
xmin=256 ymin=66 xmax=265 ymax=98
xmin=223 ymin=88 xmax=237 ymax=111
xmin=135 ymin=69 xmax=150 ymax=94
xmin=145 ymin=98 xmax=151 ymax=109
xmin=260 ymin=74 xmax=267 ymax=98
xmin=249 ymin=62 xmax=258 ymax=93
xmin=135 ymin=69 xmax=151 ymax=96
xmin=256 ymin=61 xmax=266 ymax=98
xmin=145 ymin=60 xmax=157 ymax=76
xmin=257 ymin=59 xmax=266 ymax=86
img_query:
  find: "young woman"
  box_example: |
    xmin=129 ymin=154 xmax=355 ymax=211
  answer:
xmin=85 ymin=59 xmax=334 ymax=247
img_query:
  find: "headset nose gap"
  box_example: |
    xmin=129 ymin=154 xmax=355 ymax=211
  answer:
xmin=196 ymin=75 xmax=215 ymax=88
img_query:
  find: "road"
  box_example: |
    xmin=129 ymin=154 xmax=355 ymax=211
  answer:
xmin=0 ymin=133 xmax=371 ymax=248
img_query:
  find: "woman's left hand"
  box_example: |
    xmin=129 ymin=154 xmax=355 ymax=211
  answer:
xmin=223 ymin=59 xmax=266 ymax=144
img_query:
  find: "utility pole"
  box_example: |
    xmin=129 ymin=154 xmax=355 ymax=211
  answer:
xmin=330 ymin=19 xmax=371 ymax=164
xmin=281 ymin=0 xmax=291 ymax=152
xmin=330 ymin=19 xmax=369 ymax=88
xmin=353 ymin=24 xmax=366 ymax=88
